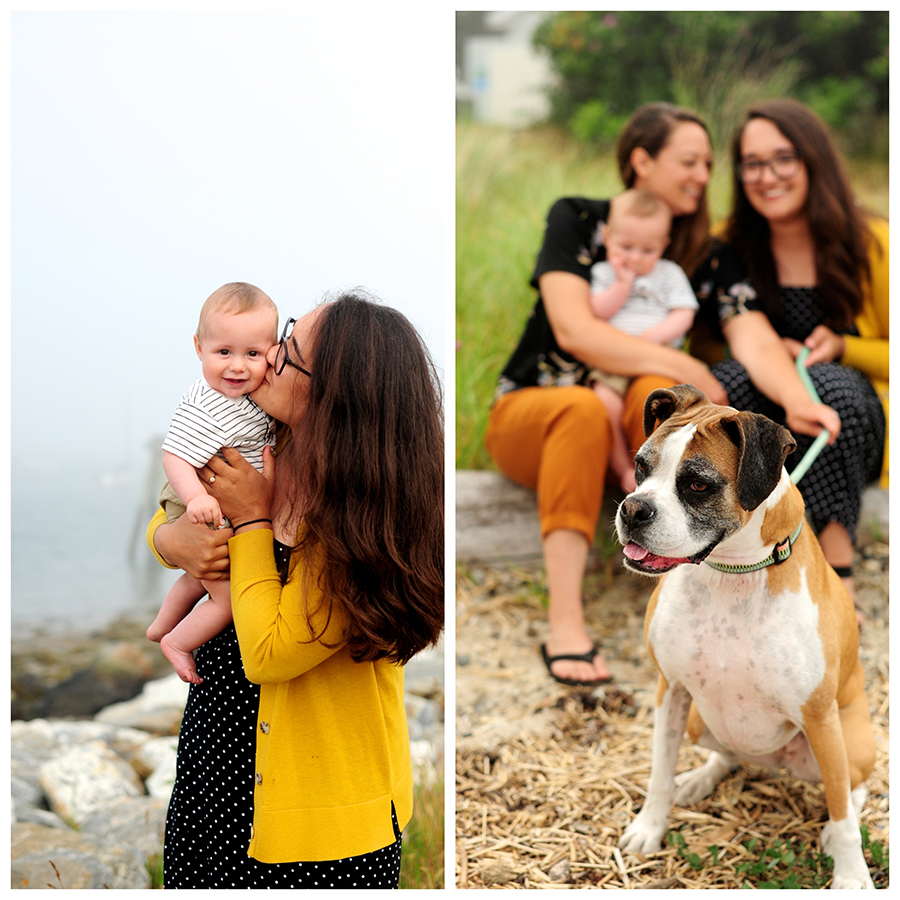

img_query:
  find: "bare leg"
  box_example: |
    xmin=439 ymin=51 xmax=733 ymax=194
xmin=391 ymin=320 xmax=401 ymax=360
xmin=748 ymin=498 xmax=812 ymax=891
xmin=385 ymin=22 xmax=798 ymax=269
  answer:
xmin=542 ymin=528 xmax=610 ymax=682
xmin=147 ymin=573 xmax=206 ymax=642
xmin=819 ymin=522 xmax=862 ymax=627
xmin=160 ymin=579 xmax=234 ymax=684
xmin=593 ymin=383 xmax=636 ymax=493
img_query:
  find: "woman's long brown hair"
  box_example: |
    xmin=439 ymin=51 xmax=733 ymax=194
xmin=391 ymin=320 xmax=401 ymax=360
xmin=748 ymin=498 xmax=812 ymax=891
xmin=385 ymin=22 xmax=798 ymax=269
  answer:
xmin=725 ymin=98 xmax=874 ymax=332
xmin=616 ymin=102 xmax=712 ymax=277
xmin=284 ymin=291 xmax=444 ymax=666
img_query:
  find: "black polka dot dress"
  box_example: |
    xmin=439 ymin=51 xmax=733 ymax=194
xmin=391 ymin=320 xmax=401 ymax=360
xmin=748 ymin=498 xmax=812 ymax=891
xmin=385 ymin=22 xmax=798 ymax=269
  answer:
xmin=711 ymin=287 xmax=884 ymax=539
xmin=163 ymin=540 xmax=403 ymax=888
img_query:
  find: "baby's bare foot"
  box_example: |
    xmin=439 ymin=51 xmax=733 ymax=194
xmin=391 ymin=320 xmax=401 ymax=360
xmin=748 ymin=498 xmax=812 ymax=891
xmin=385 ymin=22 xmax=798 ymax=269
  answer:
xmin=146 ymin=621 xmax=165 ymax=643
xmin=160 ymin=634 xmax=203 ymax=685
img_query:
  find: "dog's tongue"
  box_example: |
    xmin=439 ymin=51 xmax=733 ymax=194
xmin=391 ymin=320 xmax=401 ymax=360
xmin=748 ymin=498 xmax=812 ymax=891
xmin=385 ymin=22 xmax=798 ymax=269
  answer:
xmin=624 ymin=543 xmax=696 ymax=570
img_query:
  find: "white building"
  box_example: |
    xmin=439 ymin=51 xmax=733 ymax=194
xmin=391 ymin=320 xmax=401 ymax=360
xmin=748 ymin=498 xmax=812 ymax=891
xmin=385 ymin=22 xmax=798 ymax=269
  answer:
xmin=457 ymin=11 xmax=556 ymax=127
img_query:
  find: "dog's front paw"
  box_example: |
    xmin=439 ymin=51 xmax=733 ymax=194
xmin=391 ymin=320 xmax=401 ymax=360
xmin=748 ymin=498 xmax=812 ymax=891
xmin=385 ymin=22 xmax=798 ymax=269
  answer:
xmin=618 ymin=808 xmax=668 ymax=855
xmin=830 ymin=871 xmax=875 ymax=890
xmin=821 ymin=819 xmax=874 ymax=889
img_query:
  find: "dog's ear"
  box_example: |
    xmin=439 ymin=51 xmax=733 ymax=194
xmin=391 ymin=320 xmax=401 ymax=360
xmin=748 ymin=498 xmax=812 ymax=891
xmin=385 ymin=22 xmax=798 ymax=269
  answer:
xmin=721 ymin=413 xmax=797 ymax=510
xmin=643 ymin=384 xmax=709 ymax=436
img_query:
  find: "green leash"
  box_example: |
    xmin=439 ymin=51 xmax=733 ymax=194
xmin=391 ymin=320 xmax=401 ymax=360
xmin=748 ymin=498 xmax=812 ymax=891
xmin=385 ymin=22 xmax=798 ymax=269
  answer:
xmin=789 ymin=346 xmax=831 ymax=485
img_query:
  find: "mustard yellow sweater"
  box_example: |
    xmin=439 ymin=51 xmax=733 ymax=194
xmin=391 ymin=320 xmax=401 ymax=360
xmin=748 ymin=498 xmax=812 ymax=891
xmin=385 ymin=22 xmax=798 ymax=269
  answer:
xmin=842 ymin=217 xmax=889 ymax=487
xmin=146 ymin=512 xmax=414 ymax=863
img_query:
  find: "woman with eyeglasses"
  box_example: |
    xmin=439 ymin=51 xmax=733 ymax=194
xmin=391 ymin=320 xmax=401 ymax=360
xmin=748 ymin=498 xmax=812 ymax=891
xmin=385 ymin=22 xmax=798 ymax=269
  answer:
xmin=146 ymin=291 xmax=444 ymax=887
xmin=693 ymin=98 xmax=888 ymax=622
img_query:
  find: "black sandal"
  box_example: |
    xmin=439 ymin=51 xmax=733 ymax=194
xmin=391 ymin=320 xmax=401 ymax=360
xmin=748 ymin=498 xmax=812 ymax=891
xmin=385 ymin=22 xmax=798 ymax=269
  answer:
xmin=540 ymin=643 xmax=613 ymax=687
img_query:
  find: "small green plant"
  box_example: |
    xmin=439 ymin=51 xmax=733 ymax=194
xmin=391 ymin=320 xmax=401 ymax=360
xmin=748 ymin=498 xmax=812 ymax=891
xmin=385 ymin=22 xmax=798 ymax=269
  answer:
xmin=400 ymin=775 xmax=444 ymax=889
xmin=735 ymin=836 xmax=833 ymax=889
xmin=667 ymin=829 xmax=706 ymax=871
xmin=861 ymin=824 xmax=889 ymax=873
xmin=146 ymin=852 xmax=164 ymax=889
xmin=666 ymin=828 xmax=881 ymax=888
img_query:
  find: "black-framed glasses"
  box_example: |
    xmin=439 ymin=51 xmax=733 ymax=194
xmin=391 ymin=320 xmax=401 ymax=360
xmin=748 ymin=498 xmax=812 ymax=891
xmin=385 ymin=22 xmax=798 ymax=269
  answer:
xmin=735 ymin=152 xmax=802 ymax=184
xmin=274 ymin=317 xmax=313 ymax=378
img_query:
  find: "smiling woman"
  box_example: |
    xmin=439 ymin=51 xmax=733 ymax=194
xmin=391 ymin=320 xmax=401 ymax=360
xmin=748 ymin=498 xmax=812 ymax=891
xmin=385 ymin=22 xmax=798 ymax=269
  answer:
xmin=146 ymin=290 xmax=444 ymax=887
xmin=737 ymin=117 xmax=810 ymax=229
xmin=483 ymin=102 xmax=727 ymax=688
xmin=693 ymin=98 xmax=888 ymax=624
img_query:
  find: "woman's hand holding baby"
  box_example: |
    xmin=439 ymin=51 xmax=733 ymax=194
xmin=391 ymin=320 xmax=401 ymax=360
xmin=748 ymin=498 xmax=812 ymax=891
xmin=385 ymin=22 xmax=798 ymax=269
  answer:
xmin=154 ymin=513 xmax=231 ymax=581
xmin=200 ymin=446 xmax=276 ymax=529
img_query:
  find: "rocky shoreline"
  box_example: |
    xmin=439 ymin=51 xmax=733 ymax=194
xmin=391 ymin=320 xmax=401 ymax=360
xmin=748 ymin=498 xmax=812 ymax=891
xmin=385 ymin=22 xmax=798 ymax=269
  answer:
xmin=11 ymin=617 xmax=444 ymax=889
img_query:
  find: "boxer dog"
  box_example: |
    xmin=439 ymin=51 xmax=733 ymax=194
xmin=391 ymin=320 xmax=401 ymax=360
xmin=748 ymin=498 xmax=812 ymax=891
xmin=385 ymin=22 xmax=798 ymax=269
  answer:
xmin=615 ymin=384 xmax=875 ymax=889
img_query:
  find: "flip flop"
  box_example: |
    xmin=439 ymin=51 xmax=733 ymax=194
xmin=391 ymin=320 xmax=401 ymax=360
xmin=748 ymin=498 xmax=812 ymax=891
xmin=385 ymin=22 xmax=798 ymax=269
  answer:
xmin=540 ymin=643 xmax=613 ymax=687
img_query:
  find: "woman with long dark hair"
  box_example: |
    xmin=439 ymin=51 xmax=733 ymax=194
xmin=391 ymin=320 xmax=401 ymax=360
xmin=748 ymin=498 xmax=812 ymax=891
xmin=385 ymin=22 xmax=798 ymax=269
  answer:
xmin=694 ymin=98 xmax=888 ymax=619
xmin=148 ymin=291 xmax=444 ymax=887
xmin=485 ymin=102 xmax=727 ymax=686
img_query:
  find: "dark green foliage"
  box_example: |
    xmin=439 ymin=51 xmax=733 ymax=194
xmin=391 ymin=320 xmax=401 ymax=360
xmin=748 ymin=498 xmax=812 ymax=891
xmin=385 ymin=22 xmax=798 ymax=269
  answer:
xmin=533 ymin=11 xmax=888 ymax=157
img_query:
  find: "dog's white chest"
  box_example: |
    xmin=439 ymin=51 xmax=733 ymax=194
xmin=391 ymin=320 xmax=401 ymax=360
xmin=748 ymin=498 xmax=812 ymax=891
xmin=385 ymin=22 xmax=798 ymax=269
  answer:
xmin=649 ymin=567 xmax=827 ymax=756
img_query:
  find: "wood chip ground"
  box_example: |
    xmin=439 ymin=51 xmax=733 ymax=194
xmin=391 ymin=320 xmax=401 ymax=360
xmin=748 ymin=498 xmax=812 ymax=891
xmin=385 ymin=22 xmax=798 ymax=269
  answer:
xmin=455 ymin=546 xmax=889 ymax=889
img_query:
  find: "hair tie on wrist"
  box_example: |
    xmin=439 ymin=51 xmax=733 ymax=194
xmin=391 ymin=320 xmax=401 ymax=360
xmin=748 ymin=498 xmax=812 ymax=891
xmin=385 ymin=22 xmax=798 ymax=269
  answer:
xmin=232 ymin=518 xmax=272 ymax=532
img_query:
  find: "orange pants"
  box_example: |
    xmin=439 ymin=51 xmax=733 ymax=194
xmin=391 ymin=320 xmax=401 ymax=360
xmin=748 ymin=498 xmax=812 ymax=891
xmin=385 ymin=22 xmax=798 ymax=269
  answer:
xmin=485 ymin=376 xmax=674 ymax=543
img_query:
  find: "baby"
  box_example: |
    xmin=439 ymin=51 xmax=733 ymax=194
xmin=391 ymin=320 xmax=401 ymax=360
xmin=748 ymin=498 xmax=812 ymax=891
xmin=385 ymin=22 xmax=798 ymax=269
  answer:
xmin=147 ymin=282 xmax=278 ymax=683
xmin=589 ymin=189 xmax=699 ymax=492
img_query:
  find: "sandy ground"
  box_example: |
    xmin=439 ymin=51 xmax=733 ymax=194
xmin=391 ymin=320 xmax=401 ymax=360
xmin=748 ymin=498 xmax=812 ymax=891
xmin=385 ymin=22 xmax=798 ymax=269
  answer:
xmin=455 ymin=544 xmax=889 ymax=889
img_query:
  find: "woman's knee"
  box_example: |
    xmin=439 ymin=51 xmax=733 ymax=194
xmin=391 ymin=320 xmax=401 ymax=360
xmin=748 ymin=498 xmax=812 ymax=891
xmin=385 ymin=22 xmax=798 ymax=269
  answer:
xmin=548 ymin=387 xmax=612 ymax=445
xmin=810 ymin=364 xmax=872 ymax=413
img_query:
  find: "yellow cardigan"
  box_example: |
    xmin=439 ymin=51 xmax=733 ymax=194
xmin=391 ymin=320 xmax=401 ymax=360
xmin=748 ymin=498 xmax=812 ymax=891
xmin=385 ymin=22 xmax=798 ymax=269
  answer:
xmin=145 ymin=512 xmax=414 ymax=862
xmin=842 ymin=217 xmax=889 ymax=487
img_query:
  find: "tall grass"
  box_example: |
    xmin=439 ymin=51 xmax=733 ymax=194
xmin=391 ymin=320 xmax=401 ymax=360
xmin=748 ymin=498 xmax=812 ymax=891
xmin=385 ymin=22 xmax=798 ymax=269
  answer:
xmin=456 ymin=123 xmax=623 ymax=470
xmin=455 ymin=121 xmax=887 ymax=471
xmin=400 ymin=775 xmax=444 ymax=889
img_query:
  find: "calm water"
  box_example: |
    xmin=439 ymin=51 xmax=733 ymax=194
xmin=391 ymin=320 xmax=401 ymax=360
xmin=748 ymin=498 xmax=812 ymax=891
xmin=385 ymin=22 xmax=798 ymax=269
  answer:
xmin=11 ymin=454 xmax=181 ymax=637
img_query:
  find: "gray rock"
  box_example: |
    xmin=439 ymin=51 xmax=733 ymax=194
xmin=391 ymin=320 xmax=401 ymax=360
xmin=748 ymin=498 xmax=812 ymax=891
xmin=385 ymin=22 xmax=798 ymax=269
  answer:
xmin=456 ymin=470 xmax=542 ymax=563
xmin=94 ymin=672 xmax=188 ymax=733
xmin=35 ymin=641 xmax=158 ymax=719
xmin=455 ymin=469 xmax=620 ymax=564
xmin=406 ymin=693 xmax=439 ymax=728
xmin=11 ymin=775 xmax=43 ymax=810
xmin=12 ymin=848 xmax=118 ymax=890
xmin=11 ymin=822 xmax=151 ymax=889
xmin=14 ymin=807 xmax=69 ymax=830
xmin=133 ymin=735 xmax=179 ymax=800
xmin=80 ymin=796 xmax=167 ymax=861
xmin=548 ymin=859 xmax=571 ymax=882
xmin=39 ymin=741 xmax=144 ymax=826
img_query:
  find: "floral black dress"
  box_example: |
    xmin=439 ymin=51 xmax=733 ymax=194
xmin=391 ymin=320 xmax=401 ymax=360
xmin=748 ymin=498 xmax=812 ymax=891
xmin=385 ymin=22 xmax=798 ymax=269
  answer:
xmin=163 ymin=540 xmax=403 ymax=888
xmin=694 ymin=244 xmax=884 ymax=540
